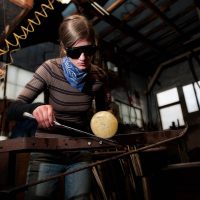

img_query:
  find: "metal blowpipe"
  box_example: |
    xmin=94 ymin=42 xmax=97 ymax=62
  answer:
xmin=23 ymin=112 xmax=118 ymax=145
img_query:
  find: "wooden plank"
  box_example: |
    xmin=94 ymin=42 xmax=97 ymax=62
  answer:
xmin=0 ymin=136 xmax=116 ymax=153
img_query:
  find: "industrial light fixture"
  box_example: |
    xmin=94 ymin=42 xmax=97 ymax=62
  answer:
xmin=56 ymin=0 xmax=71 ymax=4
xmin=9 ymin=0 xmax=34 ymax=9
xmin=9 ymin=0 xmax=71 ymax=9
xmin=89 ymin=1 xmax=110 ymax=16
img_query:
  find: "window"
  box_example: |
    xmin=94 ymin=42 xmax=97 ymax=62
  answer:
xmin=183 ymin=81 xmax=200 ymax=113
xmin=107 ymin=61 xmax=118 ymax=72
xmin=159 ymin=105 xmax=184 ymax=130
xmin=116 ymin=100 xmax=143 ymax=128
xmin=0 ymin=65 xmax=44 ymax=102
xmin=157 ymin=88 xmax=179 ymax=106
xmin=157 ymin=87 xmax=185 ymax=130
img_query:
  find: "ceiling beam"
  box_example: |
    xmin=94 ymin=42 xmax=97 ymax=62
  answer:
xmin=85 ymin=1 xmax=166 ymax=55
xmin=140 ymin=0 xmax=183 ymax=36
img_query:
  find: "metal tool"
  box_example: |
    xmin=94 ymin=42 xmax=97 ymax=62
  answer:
xmin=23 ymin=112 xmax=119 ymax=145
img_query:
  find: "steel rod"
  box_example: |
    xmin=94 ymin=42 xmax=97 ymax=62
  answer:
xmin=23 ymin=112 xmax=119 ymax=145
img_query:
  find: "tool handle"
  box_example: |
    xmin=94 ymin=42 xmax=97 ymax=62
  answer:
xmin=23 ymin=112 xmax=36 ymax=119
xmin=23 ymin=112 xmax=60 ymax=125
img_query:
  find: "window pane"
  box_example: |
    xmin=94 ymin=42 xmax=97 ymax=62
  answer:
xmin=160 ymin=104 xmax=185 ymax=130
xmin=130 ymin=107 xmax=136 ymax=119
xmin=183 ymin=84 xmax=199 ymax=113
xmin=121 ymin=104 xmax=128 ymax=115
xmin=136 ymin=119 xmax=143 ymax=128
xmin=1 ymin=65 xmax=44 ymax=102
xmin=116 ymin=102 xmax=143 ymax=127
xmin=130 ymin=107 xmax=143 ymax=127
xmin=35 ymin=93 xmax=44 ymax=102
xmin=123 ymin=115 xmax=130 ymax=124
xmin=135 ymin=109 xmax=143 ymax=127
xmin=116 ymin=102 xmax=122 ymax=122
xmin=7 ymin=66 xmax=18 ymax=84
xmin=194 ymin=81 xmax=200 ymax=107
xmin=6 ymin=83 xmax=21 ymax=99
xmin=121 ymin=104 xmax=130 ymax=124
xmin=157 ymin=88 xmax=179 ymax=107
xmin=135 ymin=108 xmax=142 ymax=120
xmin=17 ymin=68 xmax=33 ymax=86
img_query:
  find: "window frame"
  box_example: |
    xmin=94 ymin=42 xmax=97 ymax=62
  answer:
xmin=156 ymin=87 xmax=185 ymax=130
xmin=115 ymin=99 xmax=143 ymax=128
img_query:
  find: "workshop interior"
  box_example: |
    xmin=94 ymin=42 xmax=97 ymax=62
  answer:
xmin=0 ymin=0 xmax=200 ymax=199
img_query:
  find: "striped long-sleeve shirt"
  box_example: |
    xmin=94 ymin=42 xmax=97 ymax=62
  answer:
xmin=7 ymin=57 xmax=111 ymax=128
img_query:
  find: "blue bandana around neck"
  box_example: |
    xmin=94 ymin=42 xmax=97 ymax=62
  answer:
xmin=61 ymin=57 xmax=88 ymax=92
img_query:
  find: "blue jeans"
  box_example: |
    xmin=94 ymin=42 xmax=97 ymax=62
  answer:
xmin=25 ymin=160 xmax=92 ymax=200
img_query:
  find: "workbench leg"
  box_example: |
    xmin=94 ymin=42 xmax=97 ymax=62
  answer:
xmin=0 ymin=152 xmax=10 ymax=188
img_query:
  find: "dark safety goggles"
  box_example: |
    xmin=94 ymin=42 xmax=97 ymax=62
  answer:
xmin=66 ymin=45 xmax=97 ymax=59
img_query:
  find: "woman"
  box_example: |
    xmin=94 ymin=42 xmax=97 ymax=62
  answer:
xmin=7 ymin=14 xmax=111 ymax=200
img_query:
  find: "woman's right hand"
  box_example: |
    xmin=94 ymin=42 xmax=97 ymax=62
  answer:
xmin=32 ymin=105 xmax=55 ymax=128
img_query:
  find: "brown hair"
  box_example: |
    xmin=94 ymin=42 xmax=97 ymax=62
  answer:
xmin=59 ymin=14 xmax=96 ymax=49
